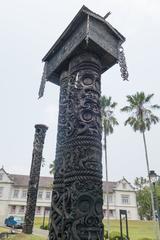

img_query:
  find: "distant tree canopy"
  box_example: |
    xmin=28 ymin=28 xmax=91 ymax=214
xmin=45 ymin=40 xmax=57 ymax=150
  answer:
xmin=134 ymin=177 xmax=160 ymax=220
xmin=49 ymin=160 xmax=55 ymax=175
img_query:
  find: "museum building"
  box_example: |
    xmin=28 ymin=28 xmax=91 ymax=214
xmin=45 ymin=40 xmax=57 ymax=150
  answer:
xmin=0 ymin=167 xmax=139 ymax=224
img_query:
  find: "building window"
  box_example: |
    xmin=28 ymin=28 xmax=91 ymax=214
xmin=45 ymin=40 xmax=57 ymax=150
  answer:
xmin=45 ymin=191 xmax=51 ymax=200
xmin=122 ymin=183 xmax=127 ymax=189
xmin=21 ymin=190 xmax=27 ymax=198
xmin=38 ymin=191 xmax=43 ymax=199
xmin=0 ymin=187 xmax=3 ymax=198
xmin=36 ymin=207 xmax=41 ymax=215
xmin=0 ymin=173 xmax=3 ymax=181
xmin=103 ymin=209 xmax=114 ymax=218
xmin=13 ymin=190 xmax=19 ymax=198
xmin=19 ymin=206 xmax=25 ymax=213
xmin=10 ymin=206 xmax=16 ymax=214
xmin=121 ymin=195 xmax=130 ymax=204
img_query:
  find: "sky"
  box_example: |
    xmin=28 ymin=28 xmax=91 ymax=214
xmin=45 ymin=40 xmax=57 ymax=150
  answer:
xmin=0 ymin=0 xmax=160 ymax=184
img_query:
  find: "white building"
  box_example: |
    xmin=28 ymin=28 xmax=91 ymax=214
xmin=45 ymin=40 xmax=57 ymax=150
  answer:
xmin=0 ymin=167 xmax=139 ymax=224
xmin=0 ymin=167 xmax=52 ymax=225
xmin=103 ymin=179 xmax=139 ymax=220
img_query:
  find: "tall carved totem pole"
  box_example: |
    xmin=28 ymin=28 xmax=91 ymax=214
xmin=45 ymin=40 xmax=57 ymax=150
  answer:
xmin=39 ymin=6 xmax=126 ymax=240
xmin=23 ymin=124 xmax=48 ymax=234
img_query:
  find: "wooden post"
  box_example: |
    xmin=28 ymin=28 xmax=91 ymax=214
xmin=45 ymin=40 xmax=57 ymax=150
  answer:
xmin=23 ymin=124 xmax=48 ymax=234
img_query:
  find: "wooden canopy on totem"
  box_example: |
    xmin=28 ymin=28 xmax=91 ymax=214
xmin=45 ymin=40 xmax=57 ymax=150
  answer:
xmin=42 ymin=5 xmax=125 ymax=85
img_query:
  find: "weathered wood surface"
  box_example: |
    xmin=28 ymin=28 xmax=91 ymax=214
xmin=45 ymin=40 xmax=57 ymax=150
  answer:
xmin=43 ymin=6 xmax=125 ymax=85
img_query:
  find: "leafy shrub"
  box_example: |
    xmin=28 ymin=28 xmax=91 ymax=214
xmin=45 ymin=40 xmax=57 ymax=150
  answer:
xmin=110 ymin=231 xmax=127 ymax=240
xmin=40 ymin=224 xmax=49 ymax=230
xmin=104 ymin=230 xmax=108 ymax=239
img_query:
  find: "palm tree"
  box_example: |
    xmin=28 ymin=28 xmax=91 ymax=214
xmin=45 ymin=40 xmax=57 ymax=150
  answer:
xmin=100 ymin=96 xmax=119 ymax=239
xmin=49 ymin=160 xmax=55 ymax=175
xmin=121 ymin=92 xmax=160 ymax=237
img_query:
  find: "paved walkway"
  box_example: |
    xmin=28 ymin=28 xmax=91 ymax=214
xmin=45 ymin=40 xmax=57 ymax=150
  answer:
xmin=1 ymin=225 xmax=49 ymax=238
xmin=33 ymin=228 xmax=49 ymax=237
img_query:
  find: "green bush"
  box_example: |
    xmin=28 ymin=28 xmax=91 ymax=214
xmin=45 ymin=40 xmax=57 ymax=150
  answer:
xmin=110 ymin=231 xmax=127 ymax=240
xmin=104 ymin=230 xmax=108 ymax=239
xmin=40 ymin=224 xmax=49 ymax=230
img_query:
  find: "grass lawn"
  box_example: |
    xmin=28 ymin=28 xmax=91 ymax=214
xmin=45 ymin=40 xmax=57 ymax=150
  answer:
xmin=103 ymin=220 xmax=156 ymax=240
xmin=7 ymin=233 xmax=46 ymax=240
xmin=0 ymin=226 xmax=9 ymax=232
xmin=34 ymin=217 xmax=49 ymax=228
xmin=34 ymin=217 xmax=157 ymax=239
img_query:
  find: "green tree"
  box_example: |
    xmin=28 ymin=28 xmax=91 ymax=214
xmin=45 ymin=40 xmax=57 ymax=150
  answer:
xmin=49 ymin=160 xmax=55 ymax=175
xmin=156 ymin=181 xmax=160 ymax=219
xmin=156 ymin=180 xmax=160 ymax=206
xmin=121 ymin=92 xmax=160 ymax=222
xmin=100 ymin=95 xmax=119 ymax=239
xmin=137 ymin=186 xmax=152 ymax=220
xmin=134 ymin=177 xmax=151 ymax=220
xmin=134 ymin=176 xmax=160 ymax=220
xmin=134 ymin=176 xmax=148 ymax=190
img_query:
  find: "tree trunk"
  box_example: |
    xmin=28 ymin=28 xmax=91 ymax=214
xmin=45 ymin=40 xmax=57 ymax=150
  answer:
xmin=104 ymin=129 xmax=110 ymax=239
xmin=142 ymin=131 xmax=160 ymax=239
xmin=142 ymin=132 xmax=155 ymax=219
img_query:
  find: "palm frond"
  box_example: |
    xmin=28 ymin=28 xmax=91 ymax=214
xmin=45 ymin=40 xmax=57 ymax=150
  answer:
xmin=150 ymin=114 xmax=159 ymax=124
xmin=126 ymin=95 xmax=136 ymax=106
xmin=150 ymin=104 xmax=160 ymax=109
xmin=110 ymin=102 xmax=117 ymax=108
xmin=121 ymin=106 xmax=133 ymax=112
xmin=145 ymin=93 xmax=154 ymax=103
xmin=122 ymin=92 xmax=160 ymax=132
xmin=101 ymin=95 xmax=119 ymax=136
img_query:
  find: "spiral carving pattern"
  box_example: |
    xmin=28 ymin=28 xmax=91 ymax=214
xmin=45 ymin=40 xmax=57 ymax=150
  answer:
xmin=49 ymin=53 xmax=103 ymax=240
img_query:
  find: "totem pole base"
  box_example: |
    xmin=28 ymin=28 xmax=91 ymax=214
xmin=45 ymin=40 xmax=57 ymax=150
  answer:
xmin=23 ymin=224 xmax=33 ymax=234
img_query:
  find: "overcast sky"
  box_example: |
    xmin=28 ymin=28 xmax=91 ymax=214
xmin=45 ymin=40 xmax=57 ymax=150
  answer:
xmin=0 ymin=0 xmax=160 ymax=184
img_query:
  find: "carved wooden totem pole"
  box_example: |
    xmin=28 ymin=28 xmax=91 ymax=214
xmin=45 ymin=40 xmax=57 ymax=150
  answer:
xmin=39 ymin=6 xmax=126 ymax=240
xmin=23 ymin=124 xmax=48 ymax=234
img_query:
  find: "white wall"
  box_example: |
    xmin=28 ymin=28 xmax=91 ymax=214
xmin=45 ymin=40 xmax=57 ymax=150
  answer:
xmin=0 ymin=170 xmax=139 ymax=222
xmin=103 ymin=179 xmax=139 ymax=220
xmin=0 ymin=169 xmax=13 ymax=224
xmin=114 ymin=180 xmax=139 ymax=220
xmin=7 ymin=187 xmax=51 ymax=218
xmin=0 ymin=170 xmax=52 ymax=223
xmin=0 ymin=201 xmax=9 ymax=224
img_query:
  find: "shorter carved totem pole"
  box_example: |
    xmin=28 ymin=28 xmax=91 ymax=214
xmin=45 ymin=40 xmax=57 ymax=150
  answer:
xmin=23 ymin=124 xmax=48 ymax=234
xmin=39 ymin=6 xmax=128 ymax=240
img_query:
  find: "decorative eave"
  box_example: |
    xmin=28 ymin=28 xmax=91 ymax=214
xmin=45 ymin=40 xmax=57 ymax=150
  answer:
xmin=0 ymin=167 xmax=14 ymax=183
xmin=43 ymin=5 xmax=125 ymax=62
xmin=40 ymin=5 xmax=125 ymax=87
xmin=117 ymin=177 xmax=135 ymax=190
